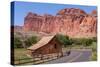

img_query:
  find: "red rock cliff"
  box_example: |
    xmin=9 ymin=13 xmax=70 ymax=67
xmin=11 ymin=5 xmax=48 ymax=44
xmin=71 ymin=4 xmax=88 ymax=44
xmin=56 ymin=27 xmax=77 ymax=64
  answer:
xmin=23 ymin=8 xmax=97 ymax=38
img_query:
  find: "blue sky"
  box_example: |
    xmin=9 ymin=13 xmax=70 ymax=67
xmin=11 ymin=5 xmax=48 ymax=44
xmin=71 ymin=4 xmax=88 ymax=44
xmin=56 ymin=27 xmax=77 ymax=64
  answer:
xmin=12 ymin=1 xmax=97 ymax=26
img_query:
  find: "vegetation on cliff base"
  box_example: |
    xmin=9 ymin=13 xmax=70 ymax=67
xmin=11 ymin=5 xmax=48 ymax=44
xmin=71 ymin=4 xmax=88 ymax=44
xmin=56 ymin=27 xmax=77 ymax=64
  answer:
xmin=56 ymin=34 xmax=73 ymax=47
xmin=14 ymin=35 xmax=38 ymax=48
xmin=24 ymin=36 xmax=38 ymax=47
xmin=14 ymin=36 xmax=23 ymax=48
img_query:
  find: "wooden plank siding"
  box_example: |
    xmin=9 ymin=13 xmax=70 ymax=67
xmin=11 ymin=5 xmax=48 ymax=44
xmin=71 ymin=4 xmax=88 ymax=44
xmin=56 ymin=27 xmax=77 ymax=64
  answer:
xmin=27 ymin=35 xmax=63 ymax=59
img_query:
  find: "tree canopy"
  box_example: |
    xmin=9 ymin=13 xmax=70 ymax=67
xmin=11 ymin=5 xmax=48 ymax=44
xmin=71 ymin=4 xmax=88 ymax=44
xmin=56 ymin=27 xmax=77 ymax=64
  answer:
xmin=56 ymin=34 xmax=72 ymax=47
xmin=14 ymin=36 xmax=22 ymax=48
xmin=24 ymin=36 xmax=38 ymax=47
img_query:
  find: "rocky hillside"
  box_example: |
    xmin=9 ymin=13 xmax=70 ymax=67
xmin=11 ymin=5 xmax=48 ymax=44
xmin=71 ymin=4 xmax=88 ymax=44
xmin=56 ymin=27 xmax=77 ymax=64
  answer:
xmin=14 ymin=26 xmax=23 ymax=32
xmin=23 ymin=8 xmax=97 ymax=38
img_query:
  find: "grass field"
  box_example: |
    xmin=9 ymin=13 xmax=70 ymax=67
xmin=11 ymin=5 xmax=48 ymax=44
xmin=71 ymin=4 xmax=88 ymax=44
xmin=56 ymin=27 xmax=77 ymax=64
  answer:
xmin=14 ymin=42 xmax=97 ymax=65
xmin=14 ymin=48 xmax=59 ymax=65
xmin=91 ymin=42 xmax=97 ymax=61
xmin=14 ymin=48 xmax=34 ymax=65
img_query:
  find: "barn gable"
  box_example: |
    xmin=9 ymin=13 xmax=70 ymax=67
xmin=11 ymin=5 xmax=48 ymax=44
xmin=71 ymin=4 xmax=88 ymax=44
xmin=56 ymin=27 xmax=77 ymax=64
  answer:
xmin=27 ymin=35 xmax=55 ymax=51
xmin=27 ymin=35 xmax=63 ymax=59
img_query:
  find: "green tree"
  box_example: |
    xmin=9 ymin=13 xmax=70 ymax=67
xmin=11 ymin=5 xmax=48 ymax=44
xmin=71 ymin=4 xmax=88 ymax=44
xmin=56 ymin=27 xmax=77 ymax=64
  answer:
xmin=71 ymin=38 xmax=93 ymax=46
xmin=25 ymin=36 xmax=38 ymax=47
xmin=56 ymin=34 xmax=72 ymax=47
xmin=71 ymin=38 xmax=82 ymax=45
xmin=14 ymin=36 xmax=22 ymax=48
xmin=81 ymin=38 xmax=93 ymax=46
xmin=92 ymin=37 xmax=97 ymax=42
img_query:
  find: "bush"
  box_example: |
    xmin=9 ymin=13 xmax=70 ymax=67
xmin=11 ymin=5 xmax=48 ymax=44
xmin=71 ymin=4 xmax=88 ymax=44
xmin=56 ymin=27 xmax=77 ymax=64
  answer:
xmin=71 ymin=38 xmax=93 ymax=46
xmin=24 ymin=36 xmax=38 ymax=47
xmin=71 ymin=38 xmax=82 ymax=45
xmin=14 ymin=36 xmax=22 ymax=48
xmin=85 ymin=39 xmax=93 ymax=46
xmin=92 ymin=37 xmax=97 ymax=42
xmin=56 ymin=34 xmax=72 ymax=47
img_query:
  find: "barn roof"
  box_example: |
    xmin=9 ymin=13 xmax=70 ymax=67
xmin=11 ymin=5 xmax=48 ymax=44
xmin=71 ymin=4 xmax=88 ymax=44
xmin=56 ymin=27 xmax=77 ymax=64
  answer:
xmin=27 ymin=35 xmax=55 ymax=50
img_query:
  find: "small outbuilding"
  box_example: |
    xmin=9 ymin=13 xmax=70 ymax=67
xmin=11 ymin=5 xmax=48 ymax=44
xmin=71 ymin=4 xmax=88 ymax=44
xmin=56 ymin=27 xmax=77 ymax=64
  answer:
xmin=27 ymin=35 xmax=63 ymax=59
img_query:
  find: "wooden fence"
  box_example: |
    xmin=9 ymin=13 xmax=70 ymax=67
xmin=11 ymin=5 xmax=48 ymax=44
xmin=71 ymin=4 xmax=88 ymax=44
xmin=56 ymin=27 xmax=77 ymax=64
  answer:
xmin=14 ymin=53 xmax=62 ymax=65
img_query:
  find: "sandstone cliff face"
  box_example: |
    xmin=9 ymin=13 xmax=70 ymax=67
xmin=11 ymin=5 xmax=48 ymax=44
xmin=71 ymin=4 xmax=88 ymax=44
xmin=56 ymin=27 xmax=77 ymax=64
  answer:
xmin=23 ymin=8 xmax=97 ymax=38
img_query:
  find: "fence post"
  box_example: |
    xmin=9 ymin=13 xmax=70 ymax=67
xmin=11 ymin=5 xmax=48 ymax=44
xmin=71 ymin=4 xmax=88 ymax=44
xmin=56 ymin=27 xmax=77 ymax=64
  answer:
xmin=19 ymin=56 xmax=20 ymax=64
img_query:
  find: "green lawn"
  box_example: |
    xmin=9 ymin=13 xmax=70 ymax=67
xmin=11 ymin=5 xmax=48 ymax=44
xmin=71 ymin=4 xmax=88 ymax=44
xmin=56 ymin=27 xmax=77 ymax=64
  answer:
xmin=14 ymin=42 xmax=97 ymax=65
xmin=14 ymin=48 xmax=34 ymax=65
xmin=91 ymin=42 xmax=97 ymax=61
xmin=14 ymin=48 xmax=27 ymax=60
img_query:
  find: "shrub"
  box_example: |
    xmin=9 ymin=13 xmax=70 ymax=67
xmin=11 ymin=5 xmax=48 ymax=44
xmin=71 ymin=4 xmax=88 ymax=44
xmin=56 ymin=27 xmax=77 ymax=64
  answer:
xmin=24 ymin=36 xmax=38 ymax=47
xmin=14 ymin=36 xmax=22 ymax=48
xmin=56 ymin=34 xmax=72 ymax=47
xmin=92 ymin=37 xmax=97 ymax=42
xmin=71 ymin=38 xmax=93 ymax=46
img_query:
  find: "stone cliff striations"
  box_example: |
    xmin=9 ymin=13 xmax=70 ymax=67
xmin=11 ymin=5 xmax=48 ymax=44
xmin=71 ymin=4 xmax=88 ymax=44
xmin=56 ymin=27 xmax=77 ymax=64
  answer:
xmin=23 ymin=8 xmax=97 ymax=38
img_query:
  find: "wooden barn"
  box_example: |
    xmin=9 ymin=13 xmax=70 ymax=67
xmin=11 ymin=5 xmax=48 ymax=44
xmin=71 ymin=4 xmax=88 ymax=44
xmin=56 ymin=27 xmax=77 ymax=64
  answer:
xmin=27 ymin=35 xmax=63 ymax=59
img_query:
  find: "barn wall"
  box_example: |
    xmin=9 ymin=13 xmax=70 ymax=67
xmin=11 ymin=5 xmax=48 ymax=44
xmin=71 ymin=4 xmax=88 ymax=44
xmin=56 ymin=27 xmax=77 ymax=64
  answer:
xmin=33 ymin=37 xmax=62 ymax=55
